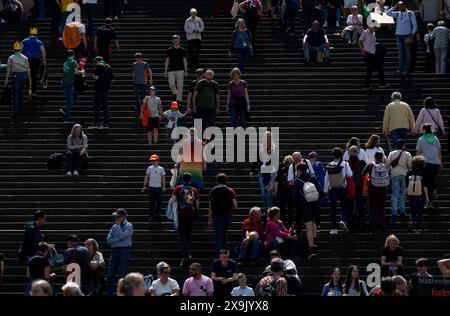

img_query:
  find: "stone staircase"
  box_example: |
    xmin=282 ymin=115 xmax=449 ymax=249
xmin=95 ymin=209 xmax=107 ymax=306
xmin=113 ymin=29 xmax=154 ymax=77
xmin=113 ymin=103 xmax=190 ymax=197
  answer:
xmin=0 ymin=0 xmax=449 ymax=296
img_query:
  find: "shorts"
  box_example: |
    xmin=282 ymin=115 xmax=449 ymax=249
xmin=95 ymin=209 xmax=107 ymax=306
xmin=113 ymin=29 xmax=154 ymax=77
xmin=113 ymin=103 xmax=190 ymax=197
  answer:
xmin=303 ymin=201 xmax=319 ymax=223
xmin=147 ymin=117 xmax=160 ymax=130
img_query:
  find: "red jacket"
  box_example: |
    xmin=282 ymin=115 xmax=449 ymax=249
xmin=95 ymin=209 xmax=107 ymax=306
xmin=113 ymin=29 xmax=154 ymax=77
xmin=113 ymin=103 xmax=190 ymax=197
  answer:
xmin=242 ymin=218 xmax=264 ymax=239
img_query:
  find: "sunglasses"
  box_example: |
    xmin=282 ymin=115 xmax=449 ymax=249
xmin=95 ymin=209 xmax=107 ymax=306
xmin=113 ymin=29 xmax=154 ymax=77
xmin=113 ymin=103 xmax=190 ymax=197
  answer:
xmin=163 ymin=270 xmax=171 ymax=274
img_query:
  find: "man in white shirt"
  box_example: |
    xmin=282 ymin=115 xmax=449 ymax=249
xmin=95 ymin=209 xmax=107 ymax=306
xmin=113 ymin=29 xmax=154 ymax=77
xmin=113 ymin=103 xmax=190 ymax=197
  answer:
xmin=323 ymin=147 xmax=353 ymax=234
xmin=287 ymin=151 xmax=314 ymax=185
xmin=386 ymin=139 xmax=412 ymax=221
xmin=142 ymin=154 xmax=166 ymax=221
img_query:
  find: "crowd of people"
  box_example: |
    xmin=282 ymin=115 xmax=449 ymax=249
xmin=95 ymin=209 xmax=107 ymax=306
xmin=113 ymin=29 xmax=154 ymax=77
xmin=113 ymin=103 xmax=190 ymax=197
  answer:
xmin=0 ymin=0 xmax=449 ymax=297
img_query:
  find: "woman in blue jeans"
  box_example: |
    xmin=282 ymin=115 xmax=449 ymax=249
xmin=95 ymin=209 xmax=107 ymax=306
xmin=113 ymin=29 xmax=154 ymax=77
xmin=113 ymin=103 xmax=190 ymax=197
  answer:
xmin=251 ymin=132 xmax=278 ymax=211
xmin=226 ymin=67 xmax=250 ymax=128
xmin=228 ymin=18 xmax=253 ymax=74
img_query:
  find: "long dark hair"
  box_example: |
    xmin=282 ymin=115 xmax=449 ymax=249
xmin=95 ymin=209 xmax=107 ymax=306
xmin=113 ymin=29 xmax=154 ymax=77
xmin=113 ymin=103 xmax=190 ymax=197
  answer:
xmin=423 ymin=97 xmax=437 ymax=109
xmin=344 ymin=265 xmax=360 ymax=294
xmin=328 ymin=268 xmax=343 ymax=292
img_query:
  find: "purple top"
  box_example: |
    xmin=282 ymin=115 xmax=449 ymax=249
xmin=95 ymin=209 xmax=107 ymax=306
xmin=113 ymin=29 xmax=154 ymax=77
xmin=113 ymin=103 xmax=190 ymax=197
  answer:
xmin=264 ymin=218 xmax=290 ymax=247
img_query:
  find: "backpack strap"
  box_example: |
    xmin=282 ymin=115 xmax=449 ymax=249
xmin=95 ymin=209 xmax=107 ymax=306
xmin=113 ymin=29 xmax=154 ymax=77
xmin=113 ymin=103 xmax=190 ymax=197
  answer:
xmin=425 ymin=108 xmax=440 ymax=129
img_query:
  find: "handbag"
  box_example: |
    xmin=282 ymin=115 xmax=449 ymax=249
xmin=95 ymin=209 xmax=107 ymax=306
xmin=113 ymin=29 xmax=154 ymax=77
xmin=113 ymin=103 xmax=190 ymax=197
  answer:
xmin=346 ymin=176 xmax=356 ymax=199
xmin=404 ymin=35 xmax=414 ymax=46
xmin=49 ymin=250 xmax=65 ymax=273
xmin=390 ymin=150 xmax=404 ymax=168
xmin=362 ymin=175 xmax=370 ymax=197
xmin=141 ymin=97 xmax=149 ymax=127
xmin=425 ymin=108 xmax=445 ymax=137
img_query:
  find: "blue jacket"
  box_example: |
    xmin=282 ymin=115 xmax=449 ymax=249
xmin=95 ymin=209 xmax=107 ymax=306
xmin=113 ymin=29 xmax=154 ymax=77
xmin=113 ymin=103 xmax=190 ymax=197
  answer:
xmin=107 ymin=220 xmax=133 ymax=248
xmin=21 ymin=221 xmax=43 ymax=258
xmin=312 ymin=161 xmax=326 ymax=190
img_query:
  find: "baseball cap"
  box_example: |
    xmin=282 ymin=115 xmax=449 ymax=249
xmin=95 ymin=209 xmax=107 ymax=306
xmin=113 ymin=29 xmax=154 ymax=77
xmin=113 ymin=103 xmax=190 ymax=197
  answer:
xmin=149 ymin=154 xmax=160 ymax=161
xmin=149 ymin=86 xmax=156 ymax=90
xmin=112 ymin=208 xmax=128 ymax=217
xmin=170 ymin=101 xmax=179 ymax=109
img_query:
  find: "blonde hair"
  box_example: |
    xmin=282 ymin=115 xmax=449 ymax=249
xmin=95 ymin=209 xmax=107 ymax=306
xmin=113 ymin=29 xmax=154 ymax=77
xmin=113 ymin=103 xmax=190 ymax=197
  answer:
xmin=117 ymin=273 xmax=145 ymax=296
xmin=283 ymin=155 xmax=293 ymax=165
xmin=235 ymin=18 xmax=246 ymax=29
xmin=385 ymin=234 xmax=400 ymax=247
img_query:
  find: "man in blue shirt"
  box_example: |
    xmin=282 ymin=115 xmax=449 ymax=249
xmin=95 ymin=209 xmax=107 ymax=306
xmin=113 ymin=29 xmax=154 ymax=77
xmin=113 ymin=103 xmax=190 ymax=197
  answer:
xmin=21 ymin=28 xmax=46 ymax=98
xmin=106 ymin=208 xmax=133 ymax=295
xmin=387 ymin=1 xmax=417 ymax=75
xmin=302 ymin=21 xmax=330 ymax=64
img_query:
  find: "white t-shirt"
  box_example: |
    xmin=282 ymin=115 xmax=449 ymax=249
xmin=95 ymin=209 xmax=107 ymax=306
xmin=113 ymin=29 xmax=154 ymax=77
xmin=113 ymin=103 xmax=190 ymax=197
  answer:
xmin=231 ymin=286 xmax=255 ymax=296
xmin=150 ymin=278 xmax=179 ymax=296
xmin=366 ymin=146 xmax=385 ymax=164
xmin=146 ymin=165 xmax=166 ymax=188
xmin=323 ymin=160 xmax=353 ymax=193
xmin=287 ymin=159 xmax=315 ymax=183
xmin=79 ymin=23 xmax=86 ymax=34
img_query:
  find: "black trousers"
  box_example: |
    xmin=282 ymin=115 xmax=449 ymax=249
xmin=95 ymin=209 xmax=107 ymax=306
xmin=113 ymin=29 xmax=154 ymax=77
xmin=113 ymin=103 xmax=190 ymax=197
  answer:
xmin=245 ymin=16 xmax=260 ymax=47
xmin=364 ymin=53 xmax=385 ymax=87
xmin=188 ymin=39 xmax=201 ymax=70
xmin=104 ymin=0 xmax=118 ymax=18
xmin=47 ymin=0 xmax=61 ymax=35
xmin=93 ymin=90 xmax=110 ymax=125
xmin=28 ymin=58 xmax=40 ymax=94
xmin=424 ymin=163 xmax=440 ymax=202
xmin=65 ymin=151 xmax=88 ymax=173
xmin=148 ymin=187 xmax=162 ymax=217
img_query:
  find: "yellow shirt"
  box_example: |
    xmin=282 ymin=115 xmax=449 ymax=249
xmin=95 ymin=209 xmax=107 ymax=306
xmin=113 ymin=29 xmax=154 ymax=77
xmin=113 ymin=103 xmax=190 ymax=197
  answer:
xmin=61 ymin=0 xmax=75 ymax=12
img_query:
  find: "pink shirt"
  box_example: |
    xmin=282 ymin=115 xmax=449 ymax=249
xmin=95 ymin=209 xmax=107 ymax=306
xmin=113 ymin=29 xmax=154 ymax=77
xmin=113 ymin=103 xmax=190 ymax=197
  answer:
xmin=359 ymin=29 xmax=377 ymax=54
xmin=182 ymin=275 xmax=214 ymax=296
xmin=264 ymin=218 xmax=290 ymax=247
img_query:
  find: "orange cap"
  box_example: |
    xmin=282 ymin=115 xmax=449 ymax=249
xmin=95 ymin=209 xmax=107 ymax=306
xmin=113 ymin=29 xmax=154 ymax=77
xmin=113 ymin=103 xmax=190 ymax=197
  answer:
xmin=170 ymin=101 xmax=179 ymax=109
xmin=149 ymin=154 xmax=160 ymax=161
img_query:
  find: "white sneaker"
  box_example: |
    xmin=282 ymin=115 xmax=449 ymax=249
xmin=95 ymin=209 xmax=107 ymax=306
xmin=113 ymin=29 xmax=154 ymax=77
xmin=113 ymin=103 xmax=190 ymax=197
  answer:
xmin=323 ymin=22 xmax=328 ymax=28
xmin=330 ymin=229 xmax=338 ymax=235
xmin=66 ymin=171 xmax=72 ymax=176
xmin=73 ymin=171 xmax=79 ymax=176
xmin=336 ymin=21 xmax=340 ymax=27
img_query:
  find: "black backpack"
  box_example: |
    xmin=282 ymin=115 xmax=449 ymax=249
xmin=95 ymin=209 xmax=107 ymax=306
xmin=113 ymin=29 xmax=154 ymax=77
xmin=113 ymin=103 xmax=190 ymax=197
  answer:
xmin=210 ymin=185 xmax=233 ymax=215
xmin=47 ymin=153 xmax=64 ymax=170
xmin=74 ymin=74 xmax=88 ymax=93
xmin=256 ymin=277 xmax=278 ymax=297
